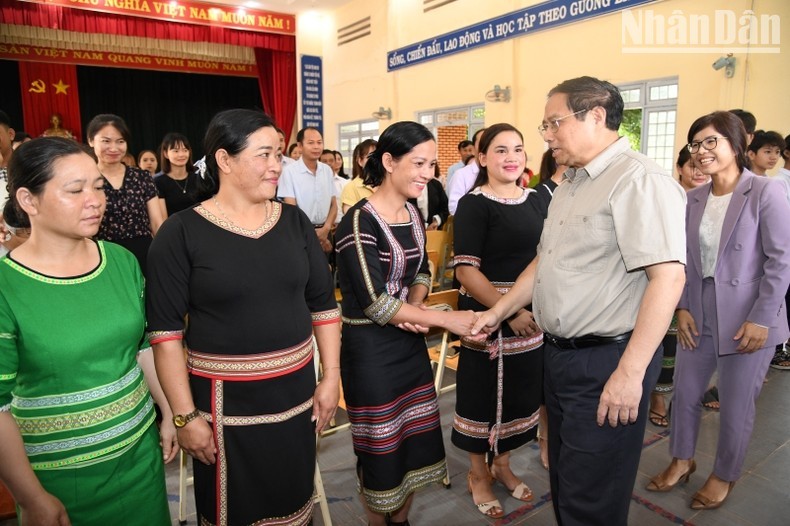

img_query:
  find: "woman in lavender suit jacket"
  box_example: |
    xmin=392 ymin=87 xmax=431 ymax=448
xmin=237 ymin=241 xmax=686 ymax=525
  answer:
xmin=646 ymin=111 xmax=790 ymax=510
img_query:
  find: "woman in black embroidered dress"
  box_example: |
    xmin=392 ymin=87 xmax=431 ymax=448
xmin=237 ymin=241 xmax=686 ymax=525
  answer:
xmin=452 ymin=124 xmax=549 ymax=518
xmin=335 ymin=121 xmax=477 ymax=526
xmin=146 ymin=109 xmax=341 ymax=526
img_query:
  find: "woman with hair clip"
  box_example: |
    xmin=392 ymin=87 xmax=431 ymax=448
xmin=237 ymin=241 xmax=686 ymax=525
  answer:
xmin=647 ymin=111 xmax=790 ymax=510
xmin=154 ymin=132 xmax=201 ymax=216
xmin=452 ymin=123 xmax=548 ymax=518
xmin=0 ymin=137 xmax=175 ymax=525
xmin=147 ymin=109 xmax=341 ymax=526
xmin=335 ymin=121 xmax=477 ymax=526
xmin=87 ymin=113 xmax=164 ymax=276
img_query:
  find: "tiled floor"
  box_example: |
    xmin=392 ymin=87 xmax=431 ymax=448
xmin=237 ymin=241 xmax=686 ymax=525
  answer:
xmin=163 ymin=367 xmax=790 ymax=526
xmin=3 ymin=368 xmax=788 ymax=525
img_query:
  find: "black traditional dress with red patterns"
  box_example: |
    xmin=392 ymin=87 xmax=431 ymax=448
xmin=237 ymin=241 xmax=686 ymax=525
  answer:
xmin=451 ymin=187 xmax=547 ymax=454
xmin=146 ymin=110 xmax=340 ymax=526
xmin=335 ymin=199 xmax=447 ymax=514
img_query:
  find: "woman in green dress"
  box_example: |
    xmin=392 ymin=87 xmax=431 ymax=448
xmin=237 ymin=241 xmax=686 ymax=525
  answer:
xmin=0 ymin=138 xmax=175 ymax=525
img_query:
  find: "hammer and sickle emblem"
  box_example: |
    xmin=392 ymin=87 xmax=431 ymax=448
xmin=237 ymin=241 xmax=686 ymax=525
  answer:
xmin=29 ymin=79 xmax=46 ymax=93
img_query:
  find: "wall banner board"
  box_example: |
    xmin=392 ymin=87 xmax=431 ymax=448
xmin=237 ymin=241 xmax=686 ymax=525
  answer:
xmin=0 ymin=43 xmax=258 ymax=77
xmin=20 ymin=0 xmax=295 ymax=35
xmin=387 ymin=0 xmax=657 ymax=71
xmin=301 ymin=54 xmax=323 ymax=135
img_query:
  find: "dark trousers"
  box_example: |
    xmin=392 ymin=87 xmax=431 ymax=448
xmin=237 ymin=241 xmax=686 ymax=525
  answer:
xmin=544 ymin=338 xmax=662 ymax=526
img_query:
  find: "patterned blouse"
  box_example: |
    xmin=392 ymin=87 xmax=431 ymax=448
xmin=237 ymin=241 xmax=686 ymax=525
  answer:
xmin=98 ymin=166 xmax=158 ymax=241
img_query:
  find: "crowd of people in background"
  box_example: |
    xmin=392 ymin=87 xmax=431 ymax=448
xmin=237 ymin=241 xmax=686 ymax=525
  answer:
xmin=0 ymin=74 xmax=788 ymax=526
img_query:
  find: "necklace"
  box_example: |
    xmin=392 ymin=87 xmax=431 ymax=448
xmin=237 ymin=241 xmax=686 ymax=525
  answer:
xmin=212 ymin=196 xmax=271 ymax=236
xmin=172 ymin=174 xmax=188 ymax=194
xmin=483 ymin=184 xmax=521 ymax=199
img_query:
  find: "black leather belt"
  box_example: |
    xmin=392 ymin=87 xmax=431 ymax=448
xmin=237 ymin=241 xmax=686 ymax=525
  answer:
xmin=543 ymin=331 xmax=633 ymax=350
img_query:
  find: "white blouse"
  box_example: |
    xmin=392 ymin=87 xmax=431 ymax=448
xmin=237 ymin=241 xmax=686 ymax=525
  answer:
xmin=699 ymin=192 xmax=733 ymax=278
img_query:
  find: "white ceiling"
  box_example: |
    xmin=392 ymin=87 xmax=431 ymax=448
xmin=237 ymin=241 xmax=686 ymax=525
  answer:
xmin=204 ymin=0 xmax=350 ymax=15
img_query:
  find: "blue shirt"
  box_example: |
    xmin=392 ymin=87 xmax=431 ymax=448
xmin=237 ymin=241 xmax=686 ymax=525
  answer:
xmin=277 ymin=157 xmax=337 ymax=224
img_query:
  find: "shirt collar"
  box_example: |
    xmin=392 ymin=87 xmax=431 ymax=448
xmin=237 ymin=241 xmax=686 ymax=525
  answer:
xmin=565 ymin=136 xmax=630 ymax=182
xmin=296 ymin=156 xmax=323 ymax=176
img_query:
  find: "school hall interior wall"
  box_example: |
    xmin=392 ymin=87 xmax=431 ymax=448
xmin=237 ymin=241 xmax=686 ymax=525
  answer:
xmin=298 ymin=0 xmax=788 ymax=169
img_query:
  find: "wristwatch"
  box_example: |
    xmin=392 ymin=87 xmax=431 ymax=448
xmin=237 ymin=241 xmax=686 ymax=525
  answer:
xmin=173 ymin=408 xmax=201 ymax=428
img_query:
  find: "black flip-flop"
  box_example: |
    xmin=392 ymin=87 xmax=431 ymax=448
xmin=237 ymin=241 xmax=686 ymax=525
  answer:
xmin=649 ymin=409 xmax=669 ymax=427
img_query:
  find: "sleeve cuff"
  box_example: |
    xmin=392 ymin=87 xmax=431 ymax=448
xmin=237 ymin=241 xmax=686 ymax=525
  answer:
xmin=148 ymin=330 xmax=184 ymax=346
xmin=312 ymin=308 xmax=341 ymax=326
xmin=450 ymin=254 xmax=481 ymax=269
xmin=363 ymin=293 xmax=403 ymax=326
xmin=412 ymin=273 xmax=432 ymax=289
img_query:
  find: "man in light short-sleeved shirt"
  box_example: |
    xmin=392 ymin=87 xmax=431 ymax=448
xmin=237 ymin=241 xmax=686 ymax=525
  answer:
xmin=472 ymin=77 xmax=686 ymax=526
xmin=447 ymin=128 xmax=486 ymax=214
xmin=277 ymin=127 xmax=337 ymax=252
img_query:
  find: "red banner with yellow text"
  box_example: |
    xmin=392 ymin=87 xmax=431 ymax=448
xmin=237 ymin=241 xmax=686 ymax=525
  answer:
xmin=20 ymin=0 xmax=295 ymax=34
xmin=19 ymin=61 xmax=82 ymax=139
xmin=0 ymin=43 xmax=258 ymax=77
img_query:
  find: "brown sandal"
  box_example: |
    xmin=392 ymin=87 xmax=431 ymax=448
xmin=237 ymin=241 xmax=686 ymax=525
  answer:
xmin=646 ymin=460 xmax=696 ymax=492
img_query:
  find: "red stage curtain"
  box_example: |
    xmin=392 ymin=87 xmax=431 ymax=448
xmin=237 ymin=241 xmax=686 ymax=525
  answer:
xmin=0 ymin=0 xmax=295 ymax=52
xmin=18 ymin=62 xmax=82 ymax=140
xmin=255 ymin=48 xmax=297 ymax=144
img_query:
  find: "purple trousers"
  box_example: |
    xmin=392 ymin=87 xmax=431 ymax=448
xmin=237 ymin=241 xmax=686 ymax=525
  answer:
xmin=670 ymin=278 xmax=773 ymax=481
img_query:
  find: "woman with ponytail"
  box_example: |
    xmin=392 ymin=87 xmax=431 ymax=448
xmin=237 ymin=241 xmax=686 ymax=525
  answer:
xmin=0 ymin=138 xmax=174 ymax=525
xmin=335 ymin=121 xmax=477 ymax=526
xmin=146 ymin=109 xmax=341 ymax=526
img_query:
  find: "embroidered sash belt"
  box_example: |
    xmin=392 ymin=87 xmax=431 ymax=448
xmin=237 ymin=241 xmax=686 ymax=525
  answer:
xmin=187 ymin=337 xmax=314 ymax=381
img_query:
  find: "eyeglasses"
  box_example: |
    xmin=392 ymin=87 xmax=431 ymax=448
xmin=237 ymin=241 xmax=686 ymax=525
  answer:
xmin=537 ymin=110 xmax=588 ymax=136
xmin=687 ymin=136 xmax=728 ymax=154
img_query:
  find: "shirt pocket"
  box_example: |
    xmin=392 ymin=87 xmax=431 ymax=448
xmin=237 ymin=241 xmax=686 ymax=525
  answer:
xmin=556 ymin=214 xmax=615 ymax=273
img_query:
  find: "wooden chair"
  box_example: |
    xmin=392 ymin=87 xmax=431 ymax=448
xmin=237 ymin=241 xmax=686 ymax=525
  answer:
xmin=425 ymin=230 xmax=450 ymax=291
xmin=177 ymin=450 xmax=192 ymax=524
xmin=426 ymin=249 xmax=440 ymax=292
xmin=312 ymin=341 xmax=333 ymax=525
xmin=423 ymin=289 xmax=460 ymax=396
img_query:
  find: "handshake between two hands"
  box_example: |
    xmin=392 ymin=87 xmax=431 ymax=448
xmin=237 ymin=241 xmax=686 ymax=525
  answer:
xmin=397 ymin=305 xmax=539 ymax=340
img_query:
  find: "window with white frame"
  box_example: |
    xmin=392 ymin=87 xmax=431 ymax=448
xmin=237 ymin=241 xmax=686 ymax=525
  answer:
xmin=618 ymin=78 xmax=679 ymax=173
xmin=417 ymin=104 xmax=485 ymax=140
xmin=338 ymin=119 xmax=380 ymax=172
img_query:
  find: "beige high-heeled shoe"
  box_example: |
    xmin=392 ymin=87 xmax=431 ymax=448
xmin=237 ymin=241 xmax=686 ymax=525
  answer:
xmin=467 ymin=471 xmax=504 ymax=519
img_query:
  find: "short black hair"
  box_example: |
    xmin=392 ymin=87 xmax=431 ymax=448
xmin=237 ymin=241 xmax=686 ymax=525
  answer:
xmin=748 ymin=130 xmax=785 ymax=153
xmin=688 ymin=111 xmax=749 ymax=173
xmin=457 ymin=140 xmax=473 ymax=150
xmin=0 ymin=110 xmax=11 ymax=128
xmin=783 ymin=135 xmax=790 ymax=161
xmin=296 ymin=127 xmax=322 ymax=144
xmin=549 ymin=76 xmax=624 ymax=131
xmin=729 ymin=109 xmax=757 ymax=134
